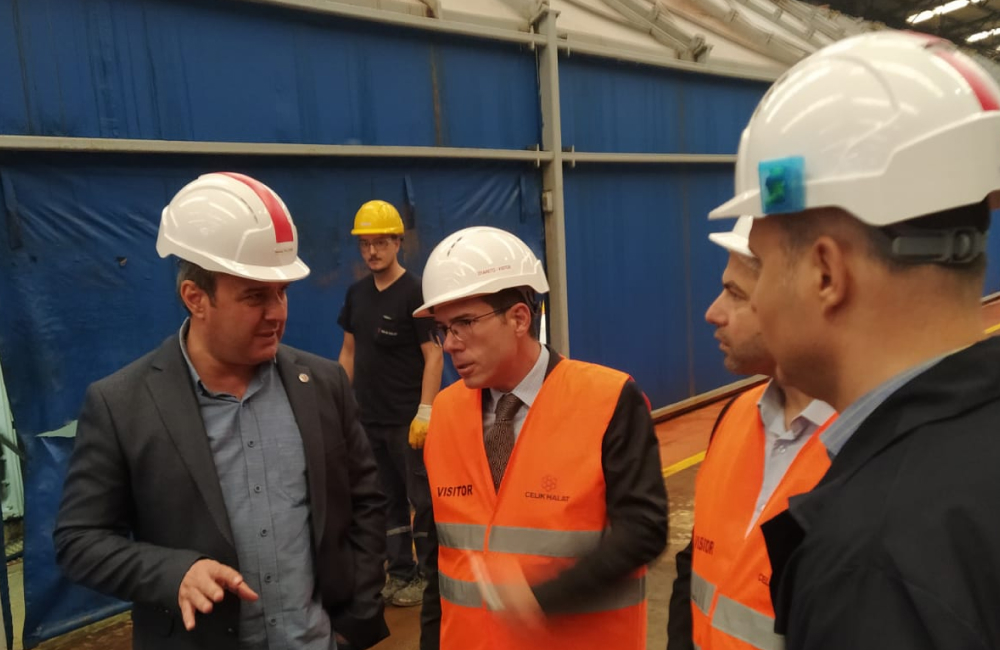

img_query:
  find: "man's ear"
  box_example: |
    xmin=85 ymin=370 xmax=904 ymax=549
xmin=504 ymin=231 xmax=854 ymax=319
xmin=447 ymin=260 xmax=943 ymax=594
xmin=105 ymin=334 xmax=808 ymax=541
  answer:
xmin=511 ymin=303 xmax=534 ymax=337
xmin=180 ymin=281 xmax=208 ymax=318
xmin=809 ymin=235 xmax=850 ymax=315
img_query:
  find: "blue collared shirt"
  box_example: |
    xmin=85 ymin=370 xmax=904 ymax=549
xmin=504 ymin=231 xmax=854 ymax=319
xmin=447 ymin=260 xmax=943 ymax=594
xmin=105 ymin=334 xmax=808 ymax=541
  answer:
xmin=179 ymin=321 xmax=334 ymax=650
xmin=749 ymin=382 xmax=836 ymax=534
xmin=483 ymin=345 xmax=550 ymax=440
xmin=820 ymin=352 xmax=952 ymax=460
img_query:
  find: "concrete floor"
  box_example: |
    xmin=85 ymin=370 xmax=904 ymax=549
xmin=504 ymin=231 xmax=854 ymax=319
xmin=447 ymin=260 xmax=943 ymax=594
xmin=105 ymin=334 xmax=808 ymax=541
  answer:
xmin=13 ymin=299 xmax=1000 ymax=649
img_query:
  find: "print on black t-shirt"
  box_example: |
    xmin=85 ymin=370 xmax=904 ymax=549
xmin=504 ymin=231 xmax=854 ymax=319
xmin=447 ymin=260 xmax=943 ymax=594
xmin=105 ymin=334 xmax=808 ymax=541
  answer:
xmin=338 ymin=271 xmax=435 ymax=426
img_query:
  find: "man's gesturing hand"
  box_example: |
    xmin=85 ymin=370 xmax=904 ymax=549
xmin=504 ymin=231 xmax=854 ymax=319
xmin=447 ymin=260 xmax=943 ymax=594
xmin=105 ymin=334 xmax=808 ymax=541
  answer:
xmin=178 ymin=559 xmax=259 ymax=631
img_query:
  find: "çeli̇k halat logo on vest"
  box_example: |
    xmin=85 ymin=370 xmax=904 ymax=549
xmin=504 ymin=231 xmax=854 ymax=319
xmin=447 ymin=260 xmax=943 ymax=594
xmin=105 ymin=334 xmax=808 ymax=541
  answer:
xmin=525 ymin=475 xmax=570 ymax=502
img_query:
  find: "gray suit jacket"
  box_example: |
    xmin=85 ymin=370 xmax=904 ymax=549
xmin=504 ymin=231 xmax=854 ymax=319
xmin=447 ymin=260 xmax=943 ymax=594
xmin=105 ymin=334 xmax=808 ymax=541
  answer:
xmin=53 ymin=335 xmax=389 ymax=650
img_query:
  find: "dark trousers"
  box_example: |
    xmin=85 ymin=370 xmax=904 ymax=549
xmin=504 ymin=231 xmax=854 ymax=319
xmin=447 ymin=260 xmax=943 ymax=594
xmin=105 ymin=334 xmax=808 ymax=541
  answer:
xmin=364 ymin=423 xmax=435 ymax=580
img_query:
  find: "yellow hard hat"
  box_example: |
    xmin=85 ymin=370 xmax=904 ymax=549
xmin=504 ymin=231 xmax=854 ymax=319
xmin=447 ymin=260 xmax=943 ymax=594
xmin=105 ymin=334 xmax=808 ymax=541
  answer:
xmin=352 ymin=200 xmax=404 ymax=235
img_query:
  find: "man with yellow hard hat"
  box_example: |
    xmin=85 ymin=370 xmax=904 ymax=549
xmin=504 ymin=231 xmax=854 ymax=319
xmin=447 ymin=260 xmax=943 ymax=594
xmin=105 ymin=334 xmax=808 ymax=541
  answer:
xmin=338 ymin=200 xmax=443 ymax=607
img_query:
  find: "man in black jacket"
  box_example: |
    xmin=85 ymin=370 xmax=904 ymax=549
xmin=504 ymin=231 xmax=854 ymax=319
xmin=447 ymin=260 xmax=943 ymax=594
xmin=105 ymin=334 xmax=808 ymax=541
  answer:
xmin=54 ymin=173 xmax=389 ymax=650
xmin=708 ymin=31 xmax=1000 ymax=649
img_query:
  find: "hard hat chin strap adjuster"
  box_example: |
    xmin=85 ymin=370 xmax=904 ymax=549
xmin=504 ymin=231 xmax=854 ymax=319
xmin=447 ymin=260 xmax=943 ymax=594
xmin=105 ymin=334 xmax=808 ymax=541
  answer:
xmin=887 ymin=227 xmax=988 ymax=265
xmin=513 ymin=287 xmax=540 ymax=315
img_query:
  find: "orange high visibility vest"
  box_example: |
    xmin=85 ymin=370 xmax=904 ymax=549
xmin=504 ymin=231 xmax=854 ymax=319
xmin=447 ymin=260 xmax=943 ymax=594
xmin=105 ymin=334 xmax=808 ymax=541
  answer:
xmin=691 ymin=384 xmax=835 ymax=650
xmin=425 ymin=359 xmax=647 ymax=650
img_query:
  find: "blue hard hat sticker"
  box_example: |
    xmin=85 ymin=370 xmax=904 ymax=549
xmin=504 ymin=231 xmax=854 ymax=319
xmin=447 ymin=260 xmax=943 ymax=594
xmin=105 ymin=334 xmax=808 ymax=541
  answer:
xmin=759 ymin=156 xmax=805 ymax=214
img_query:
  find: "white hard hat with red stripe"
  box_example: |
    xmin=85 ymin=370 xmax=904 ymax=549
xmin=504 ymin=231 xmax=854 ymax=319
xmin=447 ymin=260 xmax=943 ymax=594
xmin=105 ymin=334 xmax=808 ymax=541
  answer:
xmin=157 ymin=172 xmax=310 ymax=282
xmin=710 ymin=31 xmax=1000 ymax=228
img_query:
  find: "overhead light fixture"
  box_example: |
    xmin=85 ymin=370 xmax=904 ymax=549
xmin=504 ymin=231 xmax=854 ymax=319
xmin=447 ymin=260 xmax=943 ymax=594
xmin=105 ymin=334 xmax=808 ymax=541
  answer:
xmin=908 ymin=0 xmax=984 ymax=25
xmin=970 ymin=27 xmax=1000 ymax=42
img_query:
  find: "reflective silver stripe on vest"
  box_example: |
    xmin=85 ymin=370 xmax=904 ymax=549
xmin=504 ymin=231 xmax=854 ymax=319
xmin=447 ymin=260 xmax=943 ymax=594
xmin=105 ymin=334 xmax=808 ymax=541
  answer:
xmin=690 ymin=571 xmax=716 ymax=615
xmin=438 ymin=573 xmax=645 ymax=614
xmin=711 ymin=595 xmax=784 ymax=650
xmin=487 ymin=526 xmax=603 ymax=558
xmin=439 ymin=573 xmax=485 ymax=608
xmin=436 ymin=523 xmax=487 ymax=551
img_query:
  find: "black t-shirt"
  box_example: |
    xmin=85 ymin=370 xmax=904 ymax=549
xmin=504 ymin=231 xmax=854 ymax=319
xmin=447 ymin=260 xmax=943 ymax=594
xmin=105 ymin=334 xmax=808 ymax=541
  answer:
xmin=338 ymin=271 xmax=435 ymax=426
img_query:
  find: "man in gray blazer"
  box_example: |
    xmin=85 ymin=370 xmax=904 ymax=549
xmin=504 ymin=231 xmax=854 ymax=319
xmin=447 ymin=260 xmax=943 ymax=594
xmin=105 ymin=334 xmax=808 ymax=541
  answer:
xmin=54 ymin=172 xmax=389 ymax=650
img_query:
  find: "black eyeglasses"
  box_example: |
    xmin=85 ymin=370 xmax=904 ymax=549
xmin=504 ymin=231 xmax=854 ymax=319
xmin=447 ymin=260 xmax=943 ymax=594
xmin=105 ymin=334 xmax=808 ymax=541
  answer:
xmin=431 ymin=304 xmax=516 ymax=347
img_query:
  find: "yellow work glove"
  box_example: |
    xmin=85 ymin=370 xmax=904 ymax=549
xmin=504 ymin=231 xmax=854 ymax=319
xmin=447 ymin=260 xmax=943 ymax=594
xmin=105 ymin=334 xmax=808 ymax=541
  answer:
xmin=409 ymin=404 xmax=432 ymax=449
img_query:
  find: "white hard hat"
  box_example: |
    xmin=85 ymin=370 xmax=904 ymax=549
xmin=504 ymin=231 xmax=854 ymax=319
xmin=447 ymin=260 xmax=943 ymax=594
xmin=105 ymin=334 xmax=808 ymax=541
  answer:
xmin=414 ymin=226 xmax=549 ymax=318
xmin=710 ymin=31 xmax=1000 ymax=227
xmin=709 ymin=216 xmax=754 ymax=258
xmin=157 ymin=172 xmax=310 ymax=282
